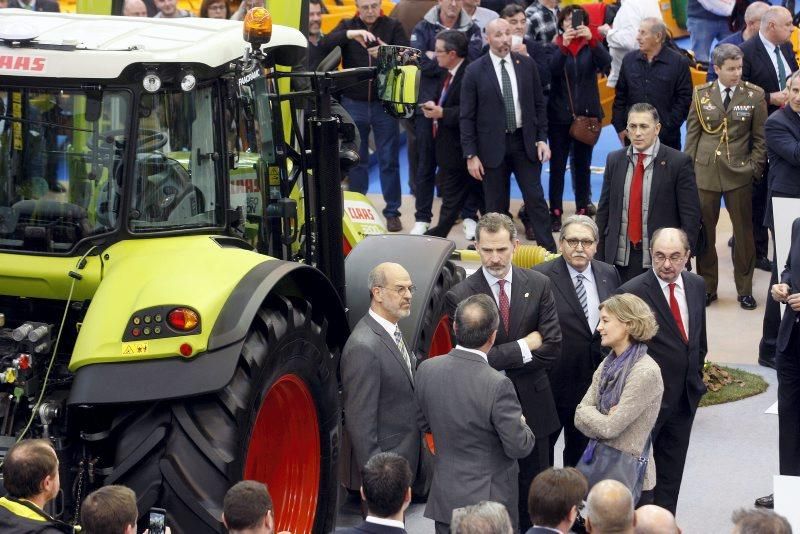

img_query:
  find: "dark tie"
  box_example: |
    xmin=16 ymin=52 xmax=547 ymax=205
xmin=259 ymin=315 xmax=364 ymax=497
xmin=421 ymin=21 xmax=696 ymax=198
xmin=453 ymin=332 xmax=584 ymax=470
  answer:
xmin=575 ymin=273 xmax=589 ymax=322
xmin=775 ymin=46 xmax=787 ymax=90
xmin=500 ymin=59 xmax=517 ymax=133
xmin=627 ymin=152 xmax=647 ymax=245
xmin=498 ymin=279 xmax=510 ymax=335
xmin=723 ymin=87 xmax=731 ymax=110
xmin=432 ymin=73 xmax=452 ymax=138
xmin=668 ymin=283 xmax=688 ymax=344
xmin=393 ymin=325 xmax=414 ymax=377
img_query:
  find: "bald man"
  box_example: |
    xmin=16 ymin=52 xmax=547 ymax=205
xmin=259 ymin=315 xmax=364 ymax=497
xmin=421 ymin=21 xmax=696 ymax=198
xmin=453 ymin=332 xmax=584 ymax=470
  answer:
xmin=340 ymin=263 xmax=423 ymax=485
xmin=122 ymin=0 xmax=147 ymax=16
xmin=585 ymin=480 xmax=636 ymax=534
xmin=635 ymin=505 xmax=681 ymax=534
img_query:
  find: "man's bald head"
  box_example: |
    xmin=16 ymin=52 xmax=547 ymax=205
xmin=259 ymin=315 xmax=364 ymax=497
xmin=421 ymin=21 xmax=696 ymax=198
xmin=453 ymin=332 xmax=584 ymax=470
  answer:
xmin=123 ymin=0 xmax=148 ymax=16
xmin=744 ymin=1 xmax=769 ymax=24
xmin=635 ymin=505 xmax=680 ymax=534
xmin=761 ymin=6 xmax=794 ymax=45
xmin=585 ymin=480 xmax=635 ymax=534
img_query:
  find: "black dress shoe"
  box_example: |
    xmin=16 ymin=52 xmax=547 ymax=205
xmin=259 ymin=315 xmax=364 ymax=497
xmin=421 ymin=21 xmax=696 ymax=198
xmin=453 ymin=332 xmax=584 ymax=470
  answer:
xmin=728 ymin=236 xmax=734 ymax=248
xmin=758 ymin=357 xmax=776 ymax=369
xmin=586 ymin=202 xmax=597 ymax=217
xmin=524 ymin=222 xmax=536 ymax=241
xmin=755 ymin=494 xmax=774 ymax=508
xmin=705 ymin=293 xmax=718 ymax=307
xmin=738 ymin=295 xmax=757 ymax=310
xmin=756 ymin=256 xmax=772 ymax=272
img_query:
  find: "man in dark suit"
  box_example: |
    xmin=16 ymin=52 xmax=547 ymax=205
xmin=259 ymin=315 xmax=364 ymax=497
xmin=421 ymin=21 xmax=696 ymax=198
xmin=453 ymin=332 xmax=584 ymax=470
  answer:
xmin=421 ymin=30 xmax=477 ymax=239
xmin=740 ymin=6 xmax=798 ymax=285
xmin=611 ymin=18 xmax=692 ymax=150
xmin=416 ymin=294 xmax=534 ymax=534
xmin=445 ymin=212 xmax=561 ymax=531
xmin=596 ymin=103 xmax=702 ymax=283
xmin=7 ymin=0 xmax=59 ymax=10
xmin=336 ymin=453 xmax=413 ymax=534
xmin=460 ymin=18 xmax=556 ymax=252
xmin=619 ymin=228 xmax=708 ymax=514
xmin=534 ymin=215 xmax=621 ymax=467
xmin=340 ymin=263 xmax=421 ymax=487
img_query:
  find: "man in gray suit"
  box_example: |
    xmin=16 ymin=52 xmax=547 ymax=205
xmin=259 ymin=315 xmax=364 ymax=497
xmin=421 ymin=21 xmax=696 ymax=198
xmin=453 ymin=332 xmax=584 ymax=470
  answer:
xmin=416 ymin=294 xmax=535 ymax=534
xmin=341 ymin=262 xmax=421 ymax=483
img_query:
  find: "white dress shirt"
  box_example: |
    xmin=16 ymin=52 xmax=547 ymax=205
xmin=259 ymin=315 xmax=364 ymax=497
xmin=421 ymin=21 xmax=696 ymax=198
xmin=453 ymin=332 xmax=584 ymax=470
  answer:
xmin=488 ymin=51 xmax=523 ymax=130
xmin=759 ymin=32 xmax=792 ymax=88
xmin=566 ymin=262 xmax=600 ymax=331
xmin=369 ymin=308 xmax=398 ymax=337
xmin=365 ymin=516 xmax=405 ymax=529
xmin=481 ymin=267 xmax=533 ymax=363
xmin=718 ymin=80 xmax=736 ymax=103
xmin=455 ymin=344 xmax=489 ymax=362
xmin=656 ymin=272 xmax=689 ymax=339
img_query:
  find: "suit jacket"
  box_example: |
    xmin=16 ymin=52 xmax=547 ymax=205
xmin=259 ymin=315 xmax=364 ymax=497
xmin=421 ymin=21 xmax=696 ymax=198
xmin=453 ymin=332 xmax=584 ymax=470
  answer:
xmin=740 ymin=35 xmax=799 ymax=115
xmin=415 ymin=347 xmax=535 ymax=527
xmin=336 ymin=520 xmax=406 ymax=534
xmin=340 ymin=313 xmax=421 ymax=476
xmin=777 ymin=217 xmax=800 ymax=353
xmin=619 ymin=269 xmax=708 ymax=415
xmin=595 ymin=144 xmax=702 ymax=264
xmin=685 ymin=80 xmax=767 ymax=192
xmin=8 ymin=0 xmax=59 ymax=10
xmin=765 ymin=106 xmax=800 ymax=197
xmin=434 ymin=59 xmax=468 ymax=168
xmin=533 ymin=257 xmax=621 ymax=411
xmin=460 ymin=52 xmax=547 ymax=167
xmin=445 ymin=266 xmax=562 ymax=437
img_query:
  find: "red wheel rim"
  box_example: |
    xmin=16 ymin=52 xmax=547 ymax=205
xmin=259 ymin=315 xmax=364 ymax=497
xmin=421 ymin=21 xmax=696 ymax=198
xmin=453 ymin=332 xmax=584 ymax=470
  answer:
xmin=245 ymin=374 xmax=320 ymax=534
xmin=428 ymin=315 xmax=453 ymax=358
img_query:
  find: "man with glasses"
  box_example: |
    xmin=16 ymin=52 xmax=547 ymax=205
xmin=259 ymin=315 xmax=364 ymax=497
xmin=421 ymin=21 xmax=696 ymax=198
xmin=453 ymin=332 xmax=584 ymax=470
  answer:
xmin=322 ymin=0 xmax=408 ymax=232
xmin=596 ymin=103 xmax=701 ymax=283
xmin=341 ymin=263 xmax=423 ymax=489
xmin=534 ymin=215 xmax=621 ymax=467
xmin=618 ymin=227 xmax=708 ymax=514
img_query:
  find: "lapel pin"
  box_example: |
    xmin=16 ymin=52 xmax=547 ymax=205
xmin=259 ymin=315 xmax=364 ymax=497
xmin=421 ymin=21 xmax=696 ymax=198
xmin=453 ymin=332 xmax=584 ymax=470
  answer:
xmin=660 ymin=161 xmax=666 ymax=166
xmin=524 ymin=292 xmax=530 ymax=298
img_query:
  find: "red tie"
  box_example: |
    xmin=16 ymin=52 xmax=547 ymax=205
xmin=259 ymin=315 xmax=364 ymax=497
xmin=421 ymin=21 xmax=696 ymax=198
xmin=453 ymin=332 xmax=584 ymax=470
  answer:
xmin=668 ymin=282 xmax=688 ymax=344
xmin=432 ymin=73 xmax=452 ymax=139
xmin=627 ymin=152 xmax=647 ymax=245
xmin=498 ymin=279 xmax=510 ymax=335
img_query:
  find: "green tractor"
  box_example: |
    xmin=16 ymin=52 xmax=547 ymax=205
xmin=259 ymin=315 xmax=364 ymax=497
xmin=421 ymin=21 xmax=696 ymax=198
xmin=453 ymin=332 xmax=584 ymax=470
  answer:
xmin=0 ymin=4 xmax=471 ymax=533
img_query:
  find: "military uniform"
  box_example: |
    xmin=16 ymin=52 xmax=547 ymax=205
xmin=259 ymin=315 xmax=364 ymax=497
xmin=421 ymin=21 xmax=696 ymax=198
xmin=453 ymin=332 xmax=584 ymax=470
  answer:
xmin=685 ymin=80 xmax=767 ymax=299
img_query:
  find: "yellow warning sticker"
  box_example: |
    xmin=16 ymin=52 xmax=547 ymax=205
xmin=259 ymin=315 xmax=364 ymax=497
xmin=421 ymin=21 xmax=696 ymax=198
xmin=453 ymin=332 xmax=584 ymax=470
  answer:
xmin=122 ymin=342 xmax=149 ymax=356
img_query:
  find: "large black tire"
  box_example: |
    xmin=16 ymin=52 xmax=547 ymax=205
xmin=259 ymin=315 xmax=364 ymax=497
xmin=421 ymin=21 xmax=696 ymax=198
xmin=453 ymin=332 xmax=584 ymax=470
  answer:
xmin=105 ymin=293 xmax=340 ymax=534
xmin=415 ymin=260 xmax=465 ymax=360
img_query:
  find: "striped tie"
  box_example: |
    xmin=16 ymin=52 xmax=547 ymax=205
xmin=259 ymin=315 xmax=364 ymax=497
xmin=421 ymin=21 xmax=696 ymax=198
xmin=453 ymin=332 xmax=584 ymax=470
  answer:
xmin=575 ymin=273 xmax=589 ymax=321
xmin=394 ymin=326 xmax=414 ymax=378
xmin=500 ymin=59 xmax=517 ymax=132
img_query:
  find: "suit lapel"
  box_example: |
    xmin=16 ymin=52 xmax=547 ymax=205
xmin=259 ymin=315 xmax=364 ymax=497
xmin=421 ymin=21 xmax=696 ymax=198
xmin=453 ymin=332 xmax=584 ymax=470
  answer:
xmin=508 ymin=266 xmax=530 ymax=336
xmin=551 ymin=258 xmax=591 ymax=334
xmin=644 ymin=270 xmax=683 ymax=340
xmin=683 ymin=272 xmax=700 ymax=345
xmin=365 ymin=313 xmax=414 ymax=385
xmin=443 ymin=62 xmax=465 ymax=106
xmin=647 ymin=145 xmax=667 ymax=215
xmin=511 ymin=53 xmax=526 ymax=114
xmin=482 ymin=54 xmax=504 ymax=103
xmin=593 ymin=261 xmax=615 ymax=302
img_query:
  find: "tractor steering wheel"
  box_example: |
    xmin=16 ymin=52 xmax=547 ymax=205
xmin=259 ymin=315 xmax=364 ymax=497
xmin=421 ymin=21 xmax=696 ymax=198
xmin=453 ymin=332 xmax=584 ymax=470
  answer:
xmin=91 ymin=128 xmax=169 ymax=153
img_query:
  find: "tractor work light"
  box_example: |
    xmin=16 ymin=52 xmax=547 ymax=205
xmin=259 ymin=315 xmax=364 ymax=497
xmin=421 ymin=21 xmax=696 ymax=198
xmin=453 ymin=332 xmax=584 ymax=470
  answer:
xmin=180 ymin=71 xmax=196 ymax=92
xmin=167 ymin=307 xmax=199 ymax=332
xmin=243 ymin=7 xmax=272 ymax=48
xmin=142 ymin=71 xmax=161 ymax=93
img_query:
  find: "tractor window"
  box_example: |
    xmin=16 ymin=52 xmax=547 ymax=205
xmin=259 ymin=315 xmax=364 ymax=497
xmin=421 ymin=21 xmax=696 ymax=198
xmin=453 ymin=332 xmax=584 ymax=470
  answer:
xmin=0 ymin=87 xmax=129 ymax=253
xmin=129 ymin=86 xmax=223 ymax=232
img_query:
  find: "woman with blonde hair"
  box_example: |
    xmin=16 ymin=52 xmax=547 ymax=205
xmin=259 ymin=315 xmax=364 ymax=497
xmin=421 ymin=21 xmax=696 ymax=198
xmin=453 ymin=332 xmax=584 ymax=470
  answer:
xmin=575 ymin=293 xmax=664 ymax=504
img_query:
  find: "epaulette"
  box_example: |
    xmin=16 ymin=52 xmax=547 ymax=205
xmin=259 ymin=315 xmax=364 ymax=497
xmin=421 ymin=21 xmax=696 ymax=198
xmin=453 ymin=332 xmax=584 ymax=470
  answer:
xmin=742 ymin=81 xmax=765 ymax=94
xmin=696 ymin=81 xmax=714 ymax=90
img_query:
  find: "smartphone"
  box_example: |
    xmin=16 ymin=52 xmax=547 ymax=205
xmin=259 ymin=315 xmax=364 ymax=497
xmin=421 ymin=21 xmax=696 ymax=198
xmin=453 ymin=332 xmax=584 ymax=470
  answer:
xmin=366 ymin=39 xmax=380 ymax=49
xmin=571 ymin=10 xmax=584 ymax=29
xmin=148 ymin=508 xmax=167 ymax=534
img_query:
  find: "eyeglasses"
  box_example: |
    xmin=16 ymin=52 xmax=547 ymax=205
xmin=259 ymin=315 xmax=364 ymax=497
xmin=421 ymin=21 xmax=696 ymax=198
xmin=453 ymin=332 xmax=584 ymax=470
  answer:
xmin=652 ymin=252 xmax=687 ymax=264
xmin=378 ymin=285 xmax=417 ymax=296
xmin=563 ymin=238 xmax=596 ymax=249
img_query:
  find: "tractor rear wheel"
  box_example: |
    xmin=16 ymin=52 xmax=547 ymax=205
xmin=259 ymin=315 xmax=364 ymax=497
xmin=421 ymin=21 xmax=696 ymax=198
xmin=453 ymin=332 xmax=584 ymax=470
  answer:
xmin=106 ymin=293 xmax=339 ymax=534
xmin=416 ymin=260 xmax=465 ymax=359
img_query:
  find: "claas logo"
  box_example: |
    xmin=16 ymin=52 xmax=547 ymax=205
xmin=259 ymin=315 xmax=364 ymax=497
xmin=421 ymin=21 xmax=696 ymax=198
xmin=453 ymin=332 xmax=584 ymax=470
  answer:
xmin=0 ymin=55 xmax=46 ymax=72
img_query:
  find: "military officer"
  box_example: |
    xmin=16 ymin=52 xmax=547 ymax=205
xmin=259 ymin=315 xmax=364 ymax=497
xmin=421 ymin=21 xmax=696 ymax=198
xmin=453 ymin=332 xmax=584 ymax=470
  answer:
xmin=685 ymin=43 xmax=767 ymax=310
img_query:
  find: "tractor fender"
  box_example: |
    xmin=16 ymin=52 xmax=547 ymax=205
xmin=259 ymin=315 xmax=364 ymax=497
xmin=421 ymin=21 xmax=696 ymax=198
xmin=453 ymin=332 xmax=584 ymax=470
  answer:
xmin=69 ymin=260 xmax=347 ymax=405
xmin=344 ymin=234 xmax=455 ymax=356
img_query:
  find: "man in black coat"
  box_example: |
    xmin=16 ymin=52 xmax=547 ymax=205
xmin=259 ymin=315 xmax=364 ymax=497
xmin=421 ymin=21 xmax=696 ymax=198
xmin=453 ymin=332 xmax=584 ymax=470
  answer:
xmin=421 ymin=30 xmax=476 ymax=239
xmin=533 ymin=215 xmax=621 ymax=467
xmin=611 ymin=17 xmax=692 ymax=150
xmin=460 ymin=18 xmax=556 ymax=252
xmin=7 ymin=0 xmax=59 ymax=10
xmin=445 ymin=213 xmax=561 ymax=531
xmin=619 ymin=228 xmax=708 ymax=514
xmin=336 ymin=453 xmax=413 ymax=534
xmin=596 ymin=103 xmax=702 ymax=283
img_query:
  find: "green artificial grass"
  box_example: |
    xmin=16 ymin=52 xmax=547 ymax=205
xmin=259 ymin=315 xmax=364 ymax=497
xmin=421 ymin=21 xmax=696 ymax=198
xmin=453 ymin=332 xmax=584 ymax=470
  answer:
xmin=699 ymin=364 xmax=769 ymax=408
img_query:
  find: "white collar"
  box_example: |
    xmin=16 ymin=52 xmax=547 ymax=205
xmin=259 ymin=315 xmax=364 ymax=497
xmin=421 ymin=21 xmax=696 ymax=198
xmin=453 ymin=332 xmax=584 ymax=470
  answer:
xmin=489 ymin=50 xmax=511 ymax=66
xmin=565 ymin=261 xmax=594 ymax=283
xmin=655 ymin=271 xmax=685 ymax=291
xmin=455 ymin=344 xmax=488 ymax=362
xmin=482 ymin=266 xmax=513 ymax=287
xmin=759 ymin=31 xmax=781 ymax=54
xmin=449 ymin=58 xmax=465 ymax=78
xmin=365 ymin=516 xmax=405 ymax=529
xmin=718 ymin=80 xmax=736 ymax=94
xmin=368 ymin=308 xmax=398 ymax=337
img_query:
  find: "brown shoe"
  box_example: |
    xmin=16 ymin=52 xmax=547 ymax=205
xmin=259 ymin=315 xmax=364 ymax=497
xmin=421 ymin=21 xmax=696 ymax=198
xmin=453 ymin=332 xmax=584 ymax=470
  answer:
xmin=386 ymin=216 xmax=402 ymax=232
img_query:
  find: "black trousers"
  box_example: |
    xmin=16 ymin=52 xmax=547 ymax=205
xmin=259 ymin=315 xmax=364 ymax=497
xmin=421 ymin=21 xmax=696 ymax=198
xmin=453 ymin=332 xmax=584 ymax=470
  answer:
xmin=549 ymin=405 xmax=590 ymax=468
xmin=778 ymin=321 xmax=800 ymax=476
xmin=414 ymin=114 xmax=437 ymax=223
xmin=752 ymin=175 xmax=770 ymax=259
xmin=652 ymin=400 xmax=696 ymax=515
xmin=616 ymin=243 xmax=646 ymax=284
xmin=482 ymin=130 xmax=556 ymax=251
xmin=548 ymin=122 xmax=594 ymax=211
xmin=518 ymin=437 xmax=551 ymax=531
xmin=426 ymin=165 xmax=477 ymax=238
